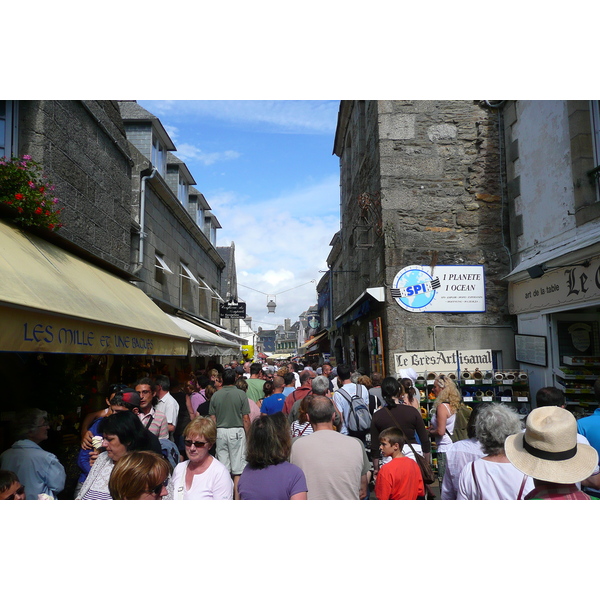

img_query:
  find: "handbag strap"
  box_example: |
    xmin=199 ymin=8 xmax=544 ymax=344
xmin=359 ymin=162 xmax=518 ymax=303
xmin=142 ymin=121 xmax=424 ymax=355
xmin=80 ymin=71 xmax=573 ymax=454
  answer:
xmin=471 ymin=460 xmax=483 ymax=499
xmin=386 ymin=406 xmax=419 ymax=458
xmin=517 ymin=474 xmax=528 ymax=500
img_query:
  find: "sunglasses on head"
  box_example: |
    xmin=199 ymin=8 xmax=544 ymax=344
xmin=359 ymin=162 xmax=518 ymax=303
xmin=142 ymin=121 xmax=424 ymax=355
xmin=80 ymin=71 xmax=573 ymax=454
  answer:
xmin=5 ymin=485 xmax=25 ymax=500
xmin=184 ymin=439 xmax=209 ymax=448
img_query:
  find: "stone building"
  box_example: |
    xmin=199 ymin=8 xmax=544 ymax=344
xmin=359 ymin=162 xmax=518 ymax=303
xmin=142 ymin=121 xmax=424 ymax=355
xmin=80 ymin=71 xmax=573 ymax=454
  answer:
xmin=0 ymin=101 xmax=190 ymax=437
xmin=501 ymin=101 xmax=600 ymax=405
xmin=117 ymin=100 xmax=241 ymax=362
xmin=329 ymin=100 xmax=515 ymax=376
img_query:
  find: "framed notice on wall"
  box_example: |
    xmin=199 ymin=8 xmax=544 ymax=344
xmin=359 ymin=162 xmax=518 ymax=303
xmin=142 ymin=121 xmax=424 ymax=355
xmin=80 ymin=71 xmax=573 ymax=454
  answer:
xmin=515 ymin=334 xmax=547 ymax=367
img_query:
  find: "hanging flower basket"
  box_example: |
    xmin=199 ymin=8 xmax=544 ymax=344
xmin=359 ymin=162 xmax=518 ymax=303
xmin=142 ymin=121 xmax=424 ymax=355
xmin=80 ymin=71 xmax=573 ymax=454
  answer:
xmin=0 ymin=155 xmax=63 ymax=230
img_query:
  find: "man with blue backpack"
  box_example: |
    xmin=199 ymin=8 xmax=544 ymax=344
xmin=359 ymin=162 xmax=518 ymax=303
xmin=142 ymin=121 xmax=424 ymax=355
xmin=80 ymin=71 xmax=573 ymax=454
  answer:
xmin=333 ymin=364 xmax=372 ymax=444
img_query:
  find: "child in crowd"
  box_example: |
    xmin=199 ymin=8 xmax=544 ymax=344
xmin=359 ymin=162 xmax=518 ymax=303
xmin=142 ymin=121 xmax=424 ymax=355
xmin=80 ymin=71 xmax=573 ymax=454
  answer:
xmin=375 ymin=427 xmax=424 ymax=500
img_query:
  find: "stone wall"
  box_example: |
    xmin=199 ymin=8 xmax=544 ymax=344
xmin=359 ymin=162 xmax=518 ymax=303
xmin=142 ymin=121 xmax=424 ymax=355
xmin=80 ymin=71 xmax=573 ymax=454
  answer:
xmin=378 ymin=100 xmax=513 ymax=353
xmin=18 ymin=100 xmax=133 ymax=272
xmin=333 ymin=100 xmax=516 ymax=371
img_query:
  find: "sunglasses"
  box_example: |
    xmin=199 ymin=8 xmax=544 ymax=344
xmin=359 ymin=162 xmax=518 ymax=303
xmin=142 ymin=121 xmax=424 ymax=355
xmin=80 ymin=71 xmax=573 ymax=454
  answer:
xmin=149 ymin=478 xmax=169 ymax=496
xmin=184 ymin=439 xmax=209 ymax=448
xmin=5 ymin=485 xmax=25 ymax=500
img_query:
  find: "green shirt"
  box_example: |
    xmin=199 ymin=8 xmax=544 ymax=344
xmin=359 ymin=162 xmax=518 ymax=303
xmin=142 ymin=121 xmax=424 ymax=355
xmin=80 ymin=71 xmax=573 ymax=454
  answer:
xmin=209 ymin=386 xmax=250 ymax=428
xmin=246 ymin=378 xmax=265 ymax=403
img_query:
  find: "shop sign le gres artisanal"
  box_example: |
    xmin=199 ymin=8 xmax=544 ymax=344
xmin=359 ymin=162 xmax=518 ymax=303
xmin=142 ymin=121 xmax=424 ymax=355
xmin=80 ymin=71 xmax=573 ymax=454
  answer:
xmin=394 ymin=349 xmax=493 ymax=373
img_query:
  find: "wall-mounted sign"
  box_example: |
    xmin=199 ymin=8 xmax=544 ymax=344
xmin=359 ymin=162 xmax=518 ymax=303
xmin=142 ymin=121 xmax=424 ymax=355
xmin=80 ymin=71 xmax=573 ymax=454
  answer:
xmin=394 ymin=349 xmax=493 ymax=373
xmin=220 ymin=301 xmax=246 ymax=319
xmin=514 ymin=334 xmax=547 ymax=367
xmin=509 ymin=255 xmax=600 ymax=315
xmin=391 ymin=265 xmax=486 ymax=313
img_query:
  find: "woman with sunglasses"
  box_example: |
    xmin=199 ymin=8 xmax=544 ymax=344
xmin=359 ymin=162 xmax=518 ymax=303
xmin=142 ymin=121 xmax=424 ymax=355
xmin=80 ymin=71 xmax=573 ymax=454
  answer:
xmin=0 ymin=470 xmax=26 ymax=500
xmin=108 ymin=451 xmax=171 ymax=500
xmin=168 ymin=416 xmax=233 ymax=500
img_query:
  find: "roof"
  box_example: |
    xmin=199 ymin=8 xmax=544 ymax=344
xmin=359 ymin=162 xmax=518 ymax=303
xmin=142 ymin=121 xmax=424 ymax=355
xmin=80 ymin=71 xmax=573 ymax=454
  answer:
xmin=117 ymin=101 xmax=176 ymax=151
xmin=166 ymin=151 xmax=196 ymax=185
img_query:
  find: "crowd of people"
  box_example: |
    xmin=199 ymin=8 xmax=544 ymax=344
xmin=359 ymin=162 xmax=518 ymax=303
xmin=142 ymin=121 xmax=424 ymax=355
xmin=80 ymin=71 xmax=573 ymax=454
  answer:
xmin=2 ymin=358 xmax=600 ymax=501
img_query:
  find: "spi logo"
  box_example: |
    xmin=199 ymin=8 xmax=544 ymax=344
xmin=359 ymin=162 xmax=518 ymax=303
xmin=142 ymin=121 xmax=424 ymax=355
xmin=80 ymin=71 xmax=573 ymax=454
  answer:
xmin=391 ymin=265 xmax=440 ymax=312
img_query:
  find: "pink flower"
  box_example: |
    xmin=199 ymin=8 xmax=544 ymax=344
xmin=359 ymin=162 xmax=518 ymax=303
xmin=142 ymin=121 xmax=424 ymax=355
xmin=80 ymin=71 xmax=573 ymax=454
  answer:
xmin=22 ymin=155 xmax=32 ymax=160
xmin=28 ymin=181 xmax=36 ymax=188
xmin=52 ymin=198 xmax=58 ymax=204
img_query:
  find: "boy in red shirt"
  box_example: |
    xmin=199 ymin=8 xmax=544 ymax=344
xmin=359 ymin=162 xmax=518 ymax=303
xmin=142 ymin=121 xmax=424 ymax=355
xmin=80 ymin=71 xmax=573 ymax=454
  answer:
xmin=375 ymin=427 xmax=424 ymax=500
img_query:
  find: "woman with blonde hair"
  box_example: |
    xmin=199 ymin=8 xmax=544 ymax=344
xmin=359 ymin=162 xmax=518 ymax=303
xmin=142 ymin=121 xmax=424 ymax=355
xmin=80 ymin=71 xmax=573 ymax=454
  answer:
xmin=429 ymin=374 xmax=461 ymax=482
xmin=168 ymin=416 xmax=233 ymax=500
xmin=108 ymin=450 xmax=171 ymax=500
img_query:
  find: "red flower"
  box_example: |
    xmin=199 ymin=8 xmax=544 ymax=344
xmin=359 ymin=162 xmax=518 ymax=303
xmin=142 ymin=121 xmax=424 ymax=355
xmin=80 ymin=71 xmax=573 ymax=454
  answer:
xmin=14 ymin=193 xmax=24 ymax=200
xmin=17 ymin=207 xmax=23 ymax=213
xmin=39 ymin=186 xmax=45 ymax=193
xmin=45 ymin=210 xmax=50 ymax=216
xmin=34 ymin=207 xmax=43 ymax=214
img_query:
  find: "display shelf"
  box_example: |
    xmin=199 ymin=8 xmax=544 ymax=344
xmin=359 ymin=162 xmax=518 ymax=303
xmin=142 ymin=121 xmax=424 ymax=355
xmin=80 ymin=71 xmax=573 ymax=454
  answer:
xmin=563 ymin=356 xmax=600 ymax=367
xmin=555 ymin=357 xmax=600 ymax=418
xmin=555 ymin=380 xmax=595 ymax=395
xmin=554 ymin=367 xmax=598 ymax=381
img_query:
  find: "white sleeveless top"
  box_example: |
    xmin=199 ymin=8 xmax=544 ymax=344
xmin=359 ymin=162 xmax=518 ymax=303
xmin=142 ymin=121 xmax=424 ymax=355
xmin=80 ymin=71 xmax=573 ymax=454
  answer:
xmin=431 ymin=403 xmax=455 ymax=453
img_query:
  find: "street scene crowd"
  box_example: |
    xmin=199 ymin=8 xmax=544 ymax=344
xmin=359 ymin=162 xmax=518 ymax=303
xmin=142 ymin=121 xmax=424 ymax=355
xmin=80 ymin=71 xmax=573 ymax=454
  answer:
xmin=2 ymin=359 xmax=600 ymax=501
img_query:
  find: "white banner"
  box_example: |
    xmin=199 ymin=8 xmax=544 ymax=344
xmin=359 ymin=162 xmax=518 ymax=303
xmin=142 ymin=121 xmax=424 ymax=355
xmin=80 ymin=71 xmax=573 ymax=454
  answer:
xmin=394 ymin=349 xmax=493 ymax=373
xmin=391 ymin=265 xmax=485 ymax=312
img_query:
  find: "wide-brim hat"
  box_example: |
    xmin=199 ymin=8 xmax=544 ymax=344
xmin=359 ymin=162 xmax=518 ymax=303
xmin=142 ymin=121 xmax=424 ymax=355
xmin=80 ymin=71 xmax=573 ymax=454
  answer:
xmin=505 ymin=406 xmax=598 ymax=484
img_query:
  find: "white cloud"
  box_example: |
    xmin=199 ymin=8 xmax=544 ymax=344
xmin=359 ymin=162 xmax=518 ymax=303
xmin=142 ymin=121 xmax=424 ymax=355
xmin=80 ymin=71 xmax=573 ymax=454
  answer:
xmin=214 ymin=174 xmax=340 ymax=326
xmin=174 ymin=143 xmax=241 ymax=166
xmin=140 ymin=100 xmax=339 ymax=135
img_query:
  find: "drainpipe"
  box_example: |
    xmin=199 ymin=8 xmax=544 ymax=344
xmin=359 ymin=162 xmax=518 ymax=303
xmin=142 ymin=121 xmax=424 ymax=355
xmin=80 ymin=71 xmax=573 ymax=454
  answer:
xmin=132 ymin=168 xmax=157 ymax=275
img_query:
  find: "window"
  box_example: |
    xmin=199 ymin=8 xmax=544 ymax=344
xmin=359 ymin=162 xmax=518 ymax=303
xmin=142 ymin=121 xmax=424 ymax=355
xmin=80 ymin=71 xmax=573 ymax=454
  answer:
xmin=590 ymin=100 xmax=600 ymax=199
xmin=179 ymin=262 xmax=197 ymax=311
xmin=196 ymin=207 xmax=205 ymax=230
xmin=151 ymin=134 xmax=166 ymax=177
xmin=178 ymin=174 xmax=188 ymax=208
xmin=154 ymin=253 xmax=173 ymax=285
xmin=0 ymin=101 xmax=18 ymax=159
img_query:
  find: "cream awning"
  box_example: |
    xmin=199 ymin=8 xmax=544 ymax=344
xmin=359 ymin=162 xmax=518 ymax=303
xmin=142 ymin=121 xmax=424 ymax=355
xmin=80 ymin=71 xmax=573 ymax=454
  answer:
xmin=168 ymin=315 xmax=240 ymax=357
xmin=0 ymin=220 xmax=188 ymax=355
xmin=298 ymin=330 xmax=328 ymax=350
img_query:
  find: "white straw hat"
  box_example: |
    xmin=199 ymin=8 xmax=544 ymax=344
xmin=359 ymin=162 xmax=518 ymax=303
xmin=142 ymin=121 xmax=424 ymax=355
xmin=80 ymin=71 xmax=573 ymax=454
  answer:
xmin=505 ymin=406 xmax=599 ymax=484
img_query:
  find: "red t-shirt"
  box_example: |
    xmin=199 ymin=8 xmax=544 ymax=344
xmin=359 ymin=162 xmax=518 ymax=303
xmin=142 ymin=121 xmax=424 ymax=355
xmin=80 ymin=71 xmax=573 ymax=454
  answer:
xmin=375 ymin=456 xmax=424 ymax=500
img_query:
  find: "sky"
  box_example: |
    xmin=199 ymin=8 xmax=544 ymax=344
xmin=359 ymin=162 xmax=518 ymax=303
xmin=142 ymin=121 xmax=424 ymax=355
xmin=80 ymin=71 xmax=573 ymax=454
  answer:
xmin=138 ymin=100 xmax=341 ymax=332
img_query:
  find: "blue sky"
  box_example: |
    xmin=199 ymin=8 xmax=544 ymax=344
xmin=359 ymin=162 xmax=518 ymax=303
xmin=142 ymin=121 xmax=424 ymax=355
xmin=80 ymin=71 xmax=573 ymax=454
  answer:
xmin=138 ymin=100 xmax=341 ymax=330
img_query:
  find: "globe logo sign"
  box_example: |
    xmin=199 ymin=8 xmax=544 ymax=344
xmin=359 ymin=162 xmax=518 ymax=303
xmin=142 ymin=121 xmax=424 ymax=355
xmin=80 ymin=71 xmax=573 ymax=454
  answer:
xmin=391 ymin=265 xmax=441 ymax=312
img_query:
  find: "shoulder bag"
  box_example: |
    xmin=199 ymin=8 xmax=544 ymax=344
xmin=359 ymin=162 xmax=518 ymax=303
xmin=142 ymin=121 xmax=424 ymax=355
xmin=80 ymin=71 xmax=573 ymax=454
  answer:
xmin=386 ymin=406 xmax=435 ymax=485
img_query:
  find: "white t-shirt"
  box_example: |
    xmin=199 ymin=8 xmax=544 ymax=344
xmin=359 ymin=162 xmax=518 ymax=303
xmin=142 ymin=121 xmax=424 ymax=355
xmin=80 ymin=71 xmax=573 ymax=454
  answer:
xmin=156 ymin=392 xmax=180 ymax=427
xmin=457 ymin=458 xmax=534 ymax=500
xmin=170 ymin=458 xmax=233 ymax=500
